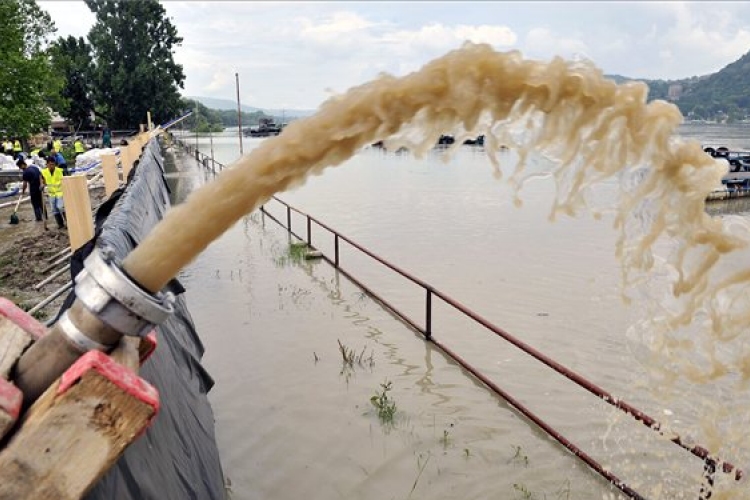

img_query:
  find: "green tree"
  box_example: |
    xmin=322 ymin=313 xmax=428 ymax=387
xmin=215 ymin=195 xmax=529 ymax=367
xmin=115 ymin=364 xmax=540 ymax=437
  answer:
xmin=180 ymin=98 xmax=225 ymax=132
xmin=85 ymin=0 xmax=185 ymax=129
xmin=49 ymin=36 xmax=94 ymax=129
xmin=0 ymin=0 xmax=62 ymax=138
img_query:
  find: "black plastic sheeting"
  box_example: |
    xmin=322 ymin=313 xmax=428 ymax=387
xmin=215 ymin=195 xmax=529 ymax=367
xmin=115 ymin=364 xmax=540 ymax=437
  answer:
xmin=53 ymin=138 xmax=225 ymax=500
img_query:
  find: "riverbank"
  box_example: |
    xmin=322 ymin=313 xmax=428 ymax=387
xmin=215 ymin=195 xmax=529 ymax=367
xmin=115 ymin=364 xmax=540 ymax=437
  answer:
xmin=0 ymin=185 xmax=106 ymax=319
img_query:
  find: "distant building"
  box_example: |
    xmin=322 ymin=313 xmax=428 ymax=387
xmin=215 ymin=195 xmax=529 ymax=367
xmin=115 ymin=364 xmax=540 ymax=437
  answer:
xmin=49 ymin=111 xmax=68 ymax=133
xmin=667 ymin=84 xmax=683 ymax=101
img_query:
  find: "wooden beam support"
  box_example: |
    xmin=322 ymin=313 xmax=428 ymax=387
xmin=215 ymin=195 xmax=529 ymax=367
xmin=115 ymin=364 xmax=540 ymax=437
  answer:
xmin=0 ymin=350 xmax=159 ymax=500
xmin=0 ymin=299 xmax=46 ymax=441
xmin=101 ymin=154 xmax=119 ymax=196
xmin=61 ymin=176 xmax=94 ymax=251
xmin=0 ymin=378 xmax=21 ymax=440
xmin=0 ymin=298 xmax=46 ymax=378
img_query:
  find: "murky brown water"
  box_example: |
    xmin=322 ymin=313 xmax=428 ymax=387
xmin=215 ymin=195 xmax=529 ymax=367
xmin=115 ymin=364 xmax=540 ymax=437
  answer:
xmin=171 ymin=122 xmax=750 ymax=499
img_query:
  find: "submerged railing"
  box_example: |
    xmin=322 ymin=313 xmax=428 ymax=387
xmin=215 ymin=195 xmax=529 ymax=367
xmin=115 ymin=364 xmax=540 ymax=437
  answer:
xmin=175 ymin=135 xmax=742 ymax=500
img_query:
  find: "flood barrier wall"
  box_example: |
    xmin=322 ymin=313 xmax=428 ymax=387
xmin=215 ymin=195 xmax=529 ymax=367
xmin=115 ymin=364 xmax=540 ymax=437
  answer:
xmin=54 ymin=137 xmax=225 ymax=500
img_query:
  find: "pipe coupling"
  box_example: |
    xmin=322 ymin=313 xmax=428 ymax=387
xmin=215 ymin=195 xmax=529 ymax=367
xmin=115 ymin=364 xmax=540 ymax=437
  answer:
xmin=74 ymin=246 xmax=175 ymax=338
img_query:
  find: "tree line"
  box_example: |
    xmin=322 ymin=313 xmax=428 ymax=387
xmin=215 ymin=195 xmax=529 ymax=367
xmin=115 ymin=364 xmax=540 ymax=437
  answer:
xmin=179 ymin=99 xmax=276 ymax=134
xmin=1 ymin=0 xmax=189 ymax=137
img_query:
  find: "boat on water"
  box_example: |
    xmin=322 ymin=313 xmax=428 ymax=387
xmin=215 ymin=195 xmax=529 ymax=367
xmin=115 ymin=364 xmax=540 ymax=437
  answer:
xmin=371 ymin=134 xmax=486 ymax=149
xmin=704 ymin=146 xmax=750 ymax=190
xmin=702 ymin=146 xmax=750 ymax=200
xmin=243 ymin=118 xmax=284 ymax=137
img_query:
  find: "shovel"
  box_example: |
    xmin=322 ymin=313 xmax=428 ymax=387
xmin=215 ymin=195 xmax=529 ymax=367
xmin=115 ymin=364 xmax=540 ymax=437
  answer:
xmin=42 ymin=191 xmax=48 ymax=231
xmin=9 ymin=195 xmax=22 ymax=225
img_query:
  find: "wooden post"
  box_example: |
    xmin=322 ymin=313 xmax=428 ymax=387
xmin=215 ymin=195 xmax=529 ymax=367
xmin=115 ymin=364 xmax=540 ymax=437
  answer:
xmin=61 ymin=176 xmax=94 ymax=251
xmin=139 ymin=124 xmax=145 ymax=134
xmin=129 ymin=142 xmax=141 ymax=169
xmin=120 ymin=145 xmax=133 ymax=181
xmin=101 ymin=154 xmax=119 ymax=196
xmin=147 ymin=111 xmax=152 ymax=131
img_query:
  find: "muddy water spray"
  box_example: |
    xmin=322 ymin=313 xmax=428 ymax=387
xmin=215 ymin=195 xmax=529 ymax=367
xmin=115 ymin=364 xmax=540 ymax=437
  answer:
xmin=129 ymin=43 xmax=748 ymax=373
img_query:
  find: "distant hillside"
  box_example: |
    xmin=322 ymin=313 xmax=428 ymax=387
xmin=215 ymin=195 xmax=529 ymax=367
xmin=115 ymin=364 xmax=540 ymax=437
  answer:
xmin=674 ymin=51 xmax=750 ymax=120
xmin=187 ymin=96 xmax=316 ymax=119
xmin=605 ymin=49 xmax=750 ymax=122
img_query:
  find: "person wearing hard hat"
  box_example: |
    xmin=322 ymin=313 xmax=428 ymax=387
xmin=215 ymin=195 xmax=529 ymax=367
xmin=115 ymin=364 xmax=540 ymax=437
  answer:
xmin=41 ymin=155 xmax=66 ymax=229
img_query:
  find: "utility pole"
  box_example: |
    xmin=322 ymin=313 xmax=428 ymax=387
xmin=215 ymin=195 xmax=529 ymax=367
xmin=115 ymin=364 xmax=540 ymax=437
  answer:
xmin=209 ymin=127 xmax=215 ymax=172
xmin=236 ymin=72 xmax=244 ymax=156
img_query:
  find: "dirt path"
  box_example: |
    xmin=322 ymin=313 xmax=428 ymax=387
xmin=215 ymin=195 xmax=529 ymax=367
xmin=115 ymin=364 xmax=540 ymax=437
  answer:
xmin=0 ymin=186 xmax=106 ymax=321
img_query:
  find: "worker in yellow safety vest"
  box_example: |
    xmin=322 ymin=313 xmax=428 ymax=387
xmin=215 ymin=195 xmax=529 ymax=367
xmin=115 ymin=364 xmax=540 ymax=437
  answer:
xmin=73 ymin=137 xmax=85 ymax=157
xmin=53 ymin=138 xmax=62 ymax=153
xmin=3 ymin=139 xmax=13 ymax=156
xmin=41 ymin=155 xmax=66 ymax=229
xmin=12 ymin=139 xmax=22 ymax=156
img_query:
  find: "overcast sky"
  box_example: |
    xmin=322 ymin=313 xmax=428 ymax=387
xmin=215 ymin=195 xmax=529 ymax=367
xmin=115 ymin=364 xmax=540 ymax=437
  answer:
xmin=39 ymin=1 xmax=750 ymax=112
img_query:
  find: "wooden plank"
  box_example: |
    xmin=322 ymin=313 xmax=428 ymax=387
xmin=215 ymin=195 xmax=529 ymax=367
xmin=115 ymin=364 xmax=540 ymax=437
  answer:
xmin=0 ymin=379 xmax=21 ymax=440
xmin=0 ymin=298 xmax=46 ymax=378
xmin=120 ymin=145 xmax=133 ymax=181
xmin=61 ymin=176 xmax=94 ymax=251
xmin=101 ymin=154 xmax=119 ymax=196
xmin=129 ymin=141 xmax=141 ymax=162
xmin=0 ymin=317 xmax=35 ymax=379
xmin=0 ymin=351 xmax=159 ymax=500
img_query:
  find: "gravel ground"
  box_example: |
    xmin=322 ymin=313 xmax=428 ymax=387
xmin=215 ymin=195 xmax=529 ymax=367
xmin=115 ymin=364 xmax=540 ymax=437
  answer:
xmin=0 ymin=186 xmax=106 ymax=322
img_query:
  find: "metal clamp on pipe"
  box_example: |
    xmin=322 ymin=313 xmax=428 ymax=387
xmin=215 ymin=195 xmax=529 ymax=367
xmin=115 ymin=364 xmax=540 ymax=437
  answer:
xmin=71 ymin=246 xmax=175 ymax=348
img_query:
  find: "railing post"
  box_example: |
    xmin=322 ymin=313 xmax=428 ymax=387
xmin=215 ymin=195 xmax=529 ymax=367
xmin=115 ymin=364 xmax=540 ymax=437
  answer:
xmin=334 ymin=234 xmax=339 ymax=268
xmin=699 ymin=458 xmax=716 ymax=500
xmin=425 ymin=288 xmax=432 ymax=340
xmin=307 ymin=216 xmax=311 ymax=246
xmin=286 ymin=206 xmax=291 ymax=232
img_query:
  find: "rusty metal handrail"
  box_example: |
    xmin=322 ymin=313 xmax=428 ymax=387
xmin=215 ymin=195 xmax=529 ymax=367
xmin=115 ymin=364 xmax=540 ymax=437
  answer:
xmin=261 ymin=194 xmax=742 ymax=500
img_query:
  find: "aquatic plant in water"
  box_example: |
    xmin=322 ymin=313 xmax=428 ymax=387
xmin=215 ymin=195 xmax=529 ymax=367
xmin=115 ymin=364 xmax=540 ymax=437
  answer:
xmin=370 ymin=379 xmax=397 ymax=424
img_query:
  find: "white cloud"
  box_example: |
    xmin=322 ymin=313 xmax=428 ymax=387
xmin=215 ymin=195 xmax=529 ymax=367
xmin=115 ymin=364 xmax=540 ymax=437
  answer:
xmin=34 ymin=1 xmax=750 ymax=110
xmin=39 ymin=1 xmax=94 ymax=40
xmin=297 ymin=11 xmax=375 ymax=44
xmin=384 ymin=23 xmax=516 ymax=54
xmin=523 ymin=27 xmax=589 ymax=62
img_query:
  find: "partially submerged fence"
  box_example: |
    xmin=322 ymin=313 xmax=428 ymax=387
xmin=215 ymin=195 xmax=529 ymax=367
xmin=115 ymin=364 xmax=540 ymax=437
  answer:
xmin=177 ymin=136 xmax=742 ymax=500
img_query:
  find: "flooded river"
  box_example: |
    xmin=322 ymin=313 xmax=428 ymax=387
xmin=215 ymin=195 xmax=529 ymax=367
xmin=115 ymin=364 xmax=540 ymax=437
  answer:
xmin=170 ymin=123 xmax=750 ymax=499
